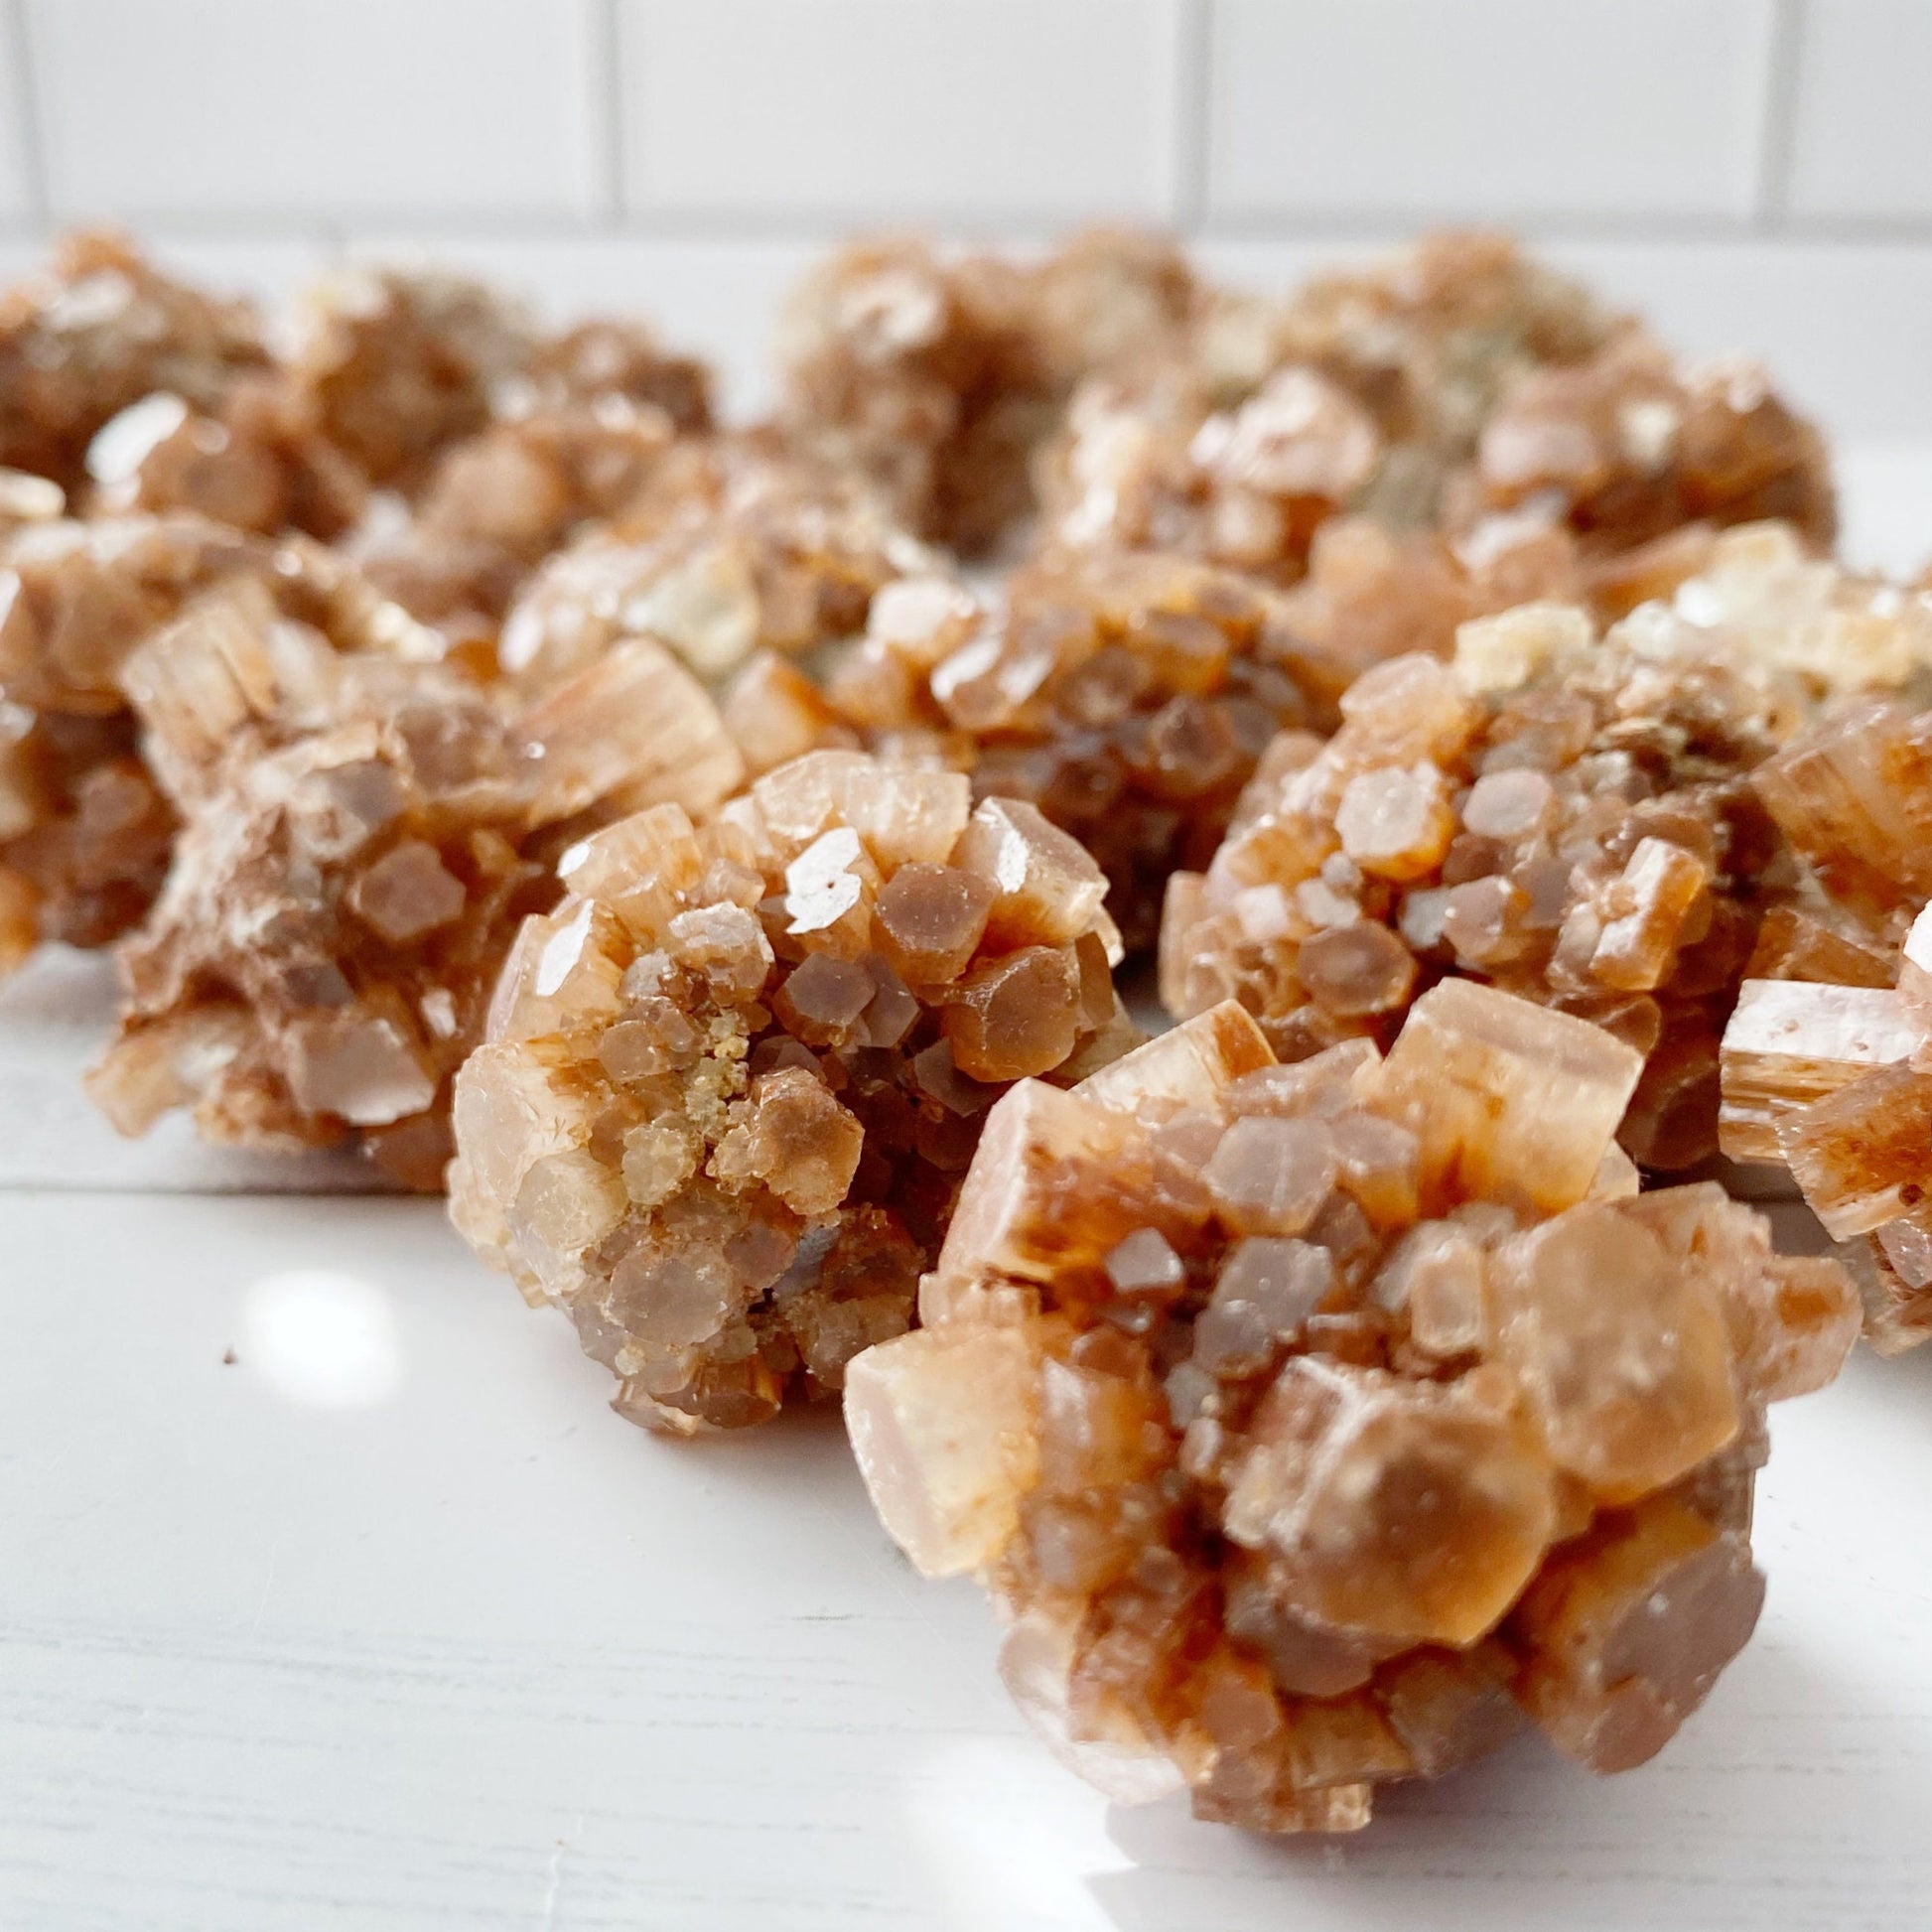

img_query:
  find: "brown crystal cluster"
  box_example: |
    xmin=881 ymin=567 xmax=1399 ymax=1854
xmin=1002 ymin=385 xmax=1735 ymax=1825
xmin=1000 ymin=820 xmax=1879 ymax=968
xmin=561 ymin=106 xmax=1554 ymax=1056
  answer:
xmin=1719 ymin=691 xmax=1932 ymax=1349
xmin=85 ymin=573 xmax=739 ymax=1185
xmin=847 ymin=987 xmax=1858 ymax=1831
xmin=346 ymin=314 xmax=719 ymax=655
xmin=1160 ymin=555 xmax=1846 ymax=1172
xmin=500 ymin=433 xmax=934 ymax=699
xmin=0 ymin=509 xmax=280 ymax=960
xmin=448 ymin=750 xmax=1136 ymax=1431
xmin=0 ymin=231 xmax=270 ymax=495
xmin=1039 ymin=233 xmax=1835 ymax=586
xmin=779 ymin=230 xmax=1205 ymax=555
xmin=738 ymin=548 xmax=1320 ymax=952
xmin=0 ymin=243 xmax=732 ymax=976
xmin=1460 ymin=333 xmax=1837 ymax=556
xmin=1036 ymin=232 xmax=1620 ymax=571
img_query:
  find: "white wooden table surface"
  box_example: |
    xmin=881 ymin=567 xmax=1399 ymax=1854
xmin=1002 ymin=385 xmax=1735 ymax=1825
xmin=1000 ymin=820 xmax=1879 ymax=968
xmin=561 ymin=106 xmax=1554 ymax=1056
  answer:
xmin=4 ymin=450 xmax=1931 ymax=1932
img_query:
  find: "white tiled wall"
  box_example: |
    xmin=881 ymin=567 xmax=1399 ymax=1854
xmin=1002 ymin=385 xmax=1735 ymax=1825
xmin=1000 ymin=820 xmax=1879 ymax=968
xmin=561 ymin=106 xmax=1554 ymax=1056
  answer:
xmin=1206 ymin=1 xmax=1775 ymax=221
xmin=0 ymin=0 xmax=1927 ymax=439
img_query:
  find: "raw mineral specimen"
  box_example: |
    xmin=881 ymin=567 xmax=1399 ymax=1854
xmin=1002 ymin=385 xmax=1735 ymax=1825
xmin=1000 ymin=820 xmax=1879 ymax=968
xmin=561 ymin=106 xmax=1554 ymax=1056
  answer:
xmin=778 ymin=231 xmax=1203 ymax=554
xmin=1037 ymin=232 xmax=1621 ymax=572
xmin=281 ymin=265 xmax=536 ymax=493
xmin=499 ymin=434 xmax=935 ymax=696
xmin=756 ymin=545 xmax=1353 ymax=953
xmin=1163 ymin=582 xmax=1809 ymax=1170
xmin=336 ymin=308 xmax=715 ymax=653
xmin=0 ymin=510 xmax=278 ymax=957
xmin=1459 ymin=332 xmax=1837 ymax=556
xmin=447 ymin=750 xmax=1138 ymax=1432
xmin=85 ymin=575 xmax=740 ymax=1186
xmin=846 ymin=988 xmax=1858 ymax=1830
xmin=87 ymin=299 xmax=712 ymax=560
xmin=85 ymin=373 xmax=371 ymax=541
xmin=351 ymin=393 xmax=682 ymax=655
xmin=1718 ymin=694 xmax=1932 ymax=1348
xmin=0 ymin=231 xmax=268 ymax=494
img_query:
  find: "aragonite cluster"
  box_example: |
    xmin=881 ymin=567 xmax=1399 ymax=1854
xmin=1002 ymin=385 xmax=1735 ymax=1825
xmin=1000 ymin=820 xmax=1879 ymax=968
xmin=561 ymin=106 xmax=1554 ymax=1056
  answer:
xmin=1162 ymin=621 xmax=1798 ymax=1170
xmin=448 ymin=750 xmax=1136 ymax=1430
xmin=1720 ymin=695 xmax=1932 ymax=1349
xmin=747 ymin=546 xmax=1327 ymax=952
xmin=0 ymin=220 xmax=1890 ymax=1842
xmin=778 ymin=229 xmax=1204 ymax=555
xmin=499 ymin=433 xmax=934 ymax=700
xmin=846 ymin=987 xmax=1858 ymax=1831
xmin=1039 ymin=232 xmax=1835 ymax=591
xmin=1036 ymin=234 xmax=1616 ymax=574
xmin=0 ymin=509 xmax=286 ymax=960
xmin=1458 ymin=332 xmax=1837 ymax=555
xmin=0 ymin=230 xmax=270 ymax=495
xmin=85 ymin=575 xmax=738 ymax=1185
xmin=0 ymin=245 xmax=739 ymax=976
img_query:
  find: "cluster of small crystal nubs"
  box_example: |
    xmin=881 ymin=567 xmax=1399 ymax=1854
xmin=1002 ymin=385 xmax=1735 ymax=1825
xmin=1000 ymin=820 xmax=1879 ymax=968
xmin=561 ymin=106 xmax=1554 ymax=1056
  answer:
xmin=1162 ymin=544 xmax=1842 ymax=1172
xmin=1038 ymin=234 xmax=1837 ymax=600
xmin=846 ymin=985 xmax=1858 ymax=1832
xmin=778 ymin=229 xmax=1204 ymax=555
xmin=739 ymin=547 xmax=1341 ymax=953
xmin=1719 ymin=682 xmax=1932 ymax=1349
xmin=0 ymin=230 xmax=270 ymax=495
xmin=0 ymin=508 xmax=275 ymax=957
xmin=733 ymin=520 xmax=1587 ymax=957
xmin=1035 ymin=232 xmax=1623 ymax=574
xmin=448 ymin=750 xmax=1136 ymax=1432
xmin=0 ymin=244 xmax=737 ymax=972
xmin=499 ymin=432 xmax=936 ymax=700
xmin=1457 ymin=329 xmax=1838 ymax=556
xmin=84 ymin=569 xmax=741 ymax=1186
xmin=345 ymin=315 xmax=719 ymax=656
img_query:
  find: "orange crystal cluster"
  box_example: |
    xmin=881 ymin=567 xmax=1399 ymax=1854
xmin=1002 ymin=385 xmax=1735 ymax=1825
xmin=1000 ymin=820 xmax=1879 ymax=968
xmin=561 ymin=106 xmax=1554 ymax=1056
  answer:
xmin=748 ymin=548 xmax=1345 ymax=952
xmin=0 ymin=231 xmax=270 ymax=496
xmin=1039 ymin=232 xmax=1832 ymax=584
xmin=0 ymin=245 xmax=727 ymax=969
xmin=85 ymin=578 xmax=739 ymax=1185
xmin=449 ymin=750 xmax=1135 ymax=1430
xmin=499 ymin=433 xmax=934 ymax=700
xmin=1720 ymin=691 xmax=1932 ymax=1349
xmin=0 ymin=509 xmax=284 ymax=962
xmin=1162 ymin=569 xmax=1814 ymax=1170
xmin=847 ymin=987 xmax=1858 ymax=1830
xmin=1036 ymin=233 xmax=1611 ymax=570
xmin=779 ymin=230 xmax=1205 ymax=555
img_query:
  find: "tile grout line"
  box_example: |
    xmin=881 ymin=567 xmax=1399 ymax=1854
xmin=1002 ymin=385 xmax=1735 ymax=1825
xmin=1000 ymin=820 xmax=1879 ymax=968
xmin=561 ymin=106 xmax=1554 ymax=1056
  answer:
xmin=590 ymin=0 xmax=625 ymax=229
xmin=1755 ymin=0 xmax=1806 ymax=233
xmin=7 ymin=0 xmax=49 ymax=234
xmin=1170 ymin=0 xmax=1211 ymax=234
xmin=0 ymin=205 xmax=1921 ymax=249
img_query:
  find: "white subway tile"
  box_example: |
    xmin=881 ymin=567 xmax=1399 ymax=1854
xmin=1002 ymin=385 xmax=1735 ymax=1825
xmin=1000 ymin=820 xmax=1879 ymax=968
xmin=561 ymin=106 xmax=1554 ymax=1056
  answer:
xmin=27 ymin=0 xmax=604 ymax=221
xmin=1786 ymin=0 xmax=1932 ymax=219
xmin=1205 ymin=0 xmax=1774 ymax=220
xmin=618 ymin=0 xmax=1180 ymax=221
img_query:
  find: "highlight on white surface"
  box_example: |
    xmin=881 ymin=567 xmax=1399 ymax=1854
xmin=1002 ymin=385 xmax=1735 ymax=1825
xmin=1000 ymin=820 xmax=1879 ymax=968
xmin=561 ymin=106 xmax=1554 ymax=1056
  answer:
xmin=239 ymin=1268 xmax=404 ymax=1408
